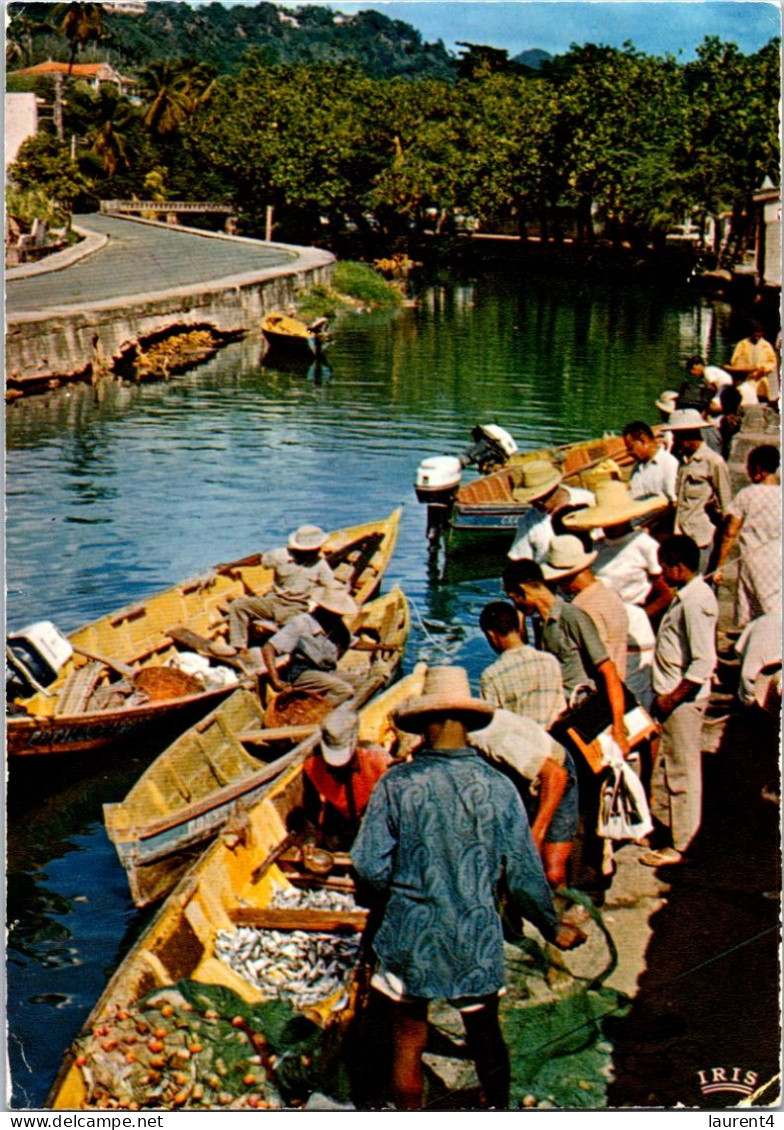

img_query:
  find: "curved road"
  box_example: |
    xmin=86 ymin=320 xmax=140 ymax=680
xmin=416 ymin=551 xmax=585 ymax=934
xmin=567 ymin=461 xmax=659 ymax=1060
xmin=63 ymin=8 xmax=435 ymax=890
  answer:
xmin=6 ymin=213 xmax=299 ymax=316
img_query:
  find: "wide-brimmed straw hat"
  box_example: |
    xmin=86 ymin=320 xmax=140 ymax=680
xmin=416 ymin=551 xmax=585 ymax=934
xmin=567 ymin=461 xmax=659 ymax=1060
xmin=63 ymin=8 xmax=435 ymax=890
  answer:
xmin=655 ymin=390 xmax=680 ymax=414
xmin=540 ymin=534 xmax=598 ymax=580
xmin=661 ymin=408 xmax=713 ymax=431
xmin=511 ymin=460 xmax=563 ymax=504
xmin=562 ymin=479 xmax=668 ymax=530
xmin=288 ymin=524 xmax=327 ymax=552
xmin=319 ymin=705 xmax=359 ymax=767
xmin=393 ymin=665 xmax=494 ymax=735
xmin=311 ymin=583 xmax=357 ymax=617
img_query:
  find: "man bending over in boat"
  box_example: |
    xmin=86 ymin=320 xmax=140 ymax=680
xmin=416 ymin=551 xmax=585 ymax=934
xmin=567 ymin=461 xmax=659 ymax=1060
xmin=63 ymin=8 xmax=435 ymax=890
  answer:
xmin=261 ymin=582 xmax=359 ymax=705
xmin=302 ymin=704 xmax=393 ymax=849
xmin=214 ymin=524 xmax=341 ymax=657
xmin=351 ymin=666 xmax=577 ymax=1111
xmin=507 ymin=460 xmax=595 ymax=564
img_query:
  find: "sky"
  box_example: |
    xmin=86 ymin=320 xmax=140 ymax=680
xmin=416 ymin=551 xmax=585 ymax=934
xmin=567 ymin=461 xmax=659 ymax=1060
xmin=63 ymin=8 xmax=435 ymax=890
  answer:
xmin=289 ymin=1 xmax=781 ymax=59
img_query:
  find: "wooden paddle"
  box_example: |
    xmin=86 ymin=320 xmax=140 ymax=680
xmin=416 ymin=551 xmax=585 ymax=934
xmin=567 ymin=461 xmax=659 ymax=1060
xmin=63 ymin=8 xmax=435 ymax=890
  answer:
xmin=71 ymin=645 xmax=134 ymax=679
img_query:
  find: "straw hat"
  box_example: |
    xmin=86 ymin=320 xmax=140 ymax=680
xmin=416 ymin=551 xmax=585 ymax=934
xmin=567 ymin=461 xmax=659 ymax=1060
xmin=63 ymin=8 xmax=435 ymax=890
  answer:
xmin=319 ymin=705 xmax=359 ymax=767
xmin=288 ymin=524 xmax=327 ymax=552
xmin=540 ymin=534 xmax=598 ymax=580
xmin=393 ymin=665 xmax=494 ymax=734
xmin=655 ymin=390 xmax=680 ymax=414
xmin=511 ymin=460 xmax=563 ymax=504
xmin=561 ymin=479 xmax=668 ymax=530
xmin=661 ymin=408 xmax=713 ymax=431
xmin=754 ymin=663 xmax=782 ymax=716
xmin=311 ymin=583 xmax=358 ymax=617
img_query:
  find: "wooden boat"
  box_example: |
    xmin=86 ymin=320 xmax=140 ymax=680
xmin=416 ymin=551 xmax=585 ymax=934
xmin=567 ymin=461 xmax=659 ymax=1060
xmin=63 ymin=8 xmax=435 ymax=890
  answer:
xmin=48 ymin=664 xmax=427 ymax=1112
xmin=104 ymin=586 xmax=410 ymax=907
xmin=7 ymin=510 xmax=402 ymax=757
xmin=441 ymin=433 xmax=651 ymax=551
xmin=261 ymin=311 xmax=330 ymax=359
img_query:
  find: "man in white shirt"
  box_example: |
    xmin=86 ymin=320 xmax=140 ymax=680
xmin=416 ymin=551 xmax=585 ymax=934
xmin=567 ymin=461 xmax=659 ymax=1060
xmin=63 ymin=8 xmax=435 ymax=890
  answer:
xmin=508 ymin=459 xmax=595 ymax=562
xmin=640 ymin=535 xmax=718 ymax=868
xmin=685 ymin=355 xmax=733 ymax=393
xmin=622 ymin=421 xmax=679 ymax=504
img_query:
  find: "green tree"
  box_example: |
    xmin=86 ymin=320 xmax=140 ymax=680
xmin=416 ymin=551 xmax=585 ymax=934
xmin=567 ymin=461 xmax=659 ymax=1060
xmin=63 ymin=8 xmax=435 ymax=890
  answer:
xmin=674 ymin=36 xmax=781 ymax=258
xmin=139 ymin=58 xmax=217 ymax=136
xmin=8 ymin=133 xmax=94 ymax=224
xmin=53 ymin=2 xmax=107 ymax=73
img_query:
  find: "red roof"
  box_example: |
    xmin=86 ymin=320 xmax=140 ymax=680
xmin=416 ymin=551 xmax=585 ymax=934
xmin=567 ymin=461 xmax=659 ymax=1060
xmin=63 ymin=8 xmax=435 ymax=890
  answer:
xmin=14 ymin=61 xmax=124 ymax=79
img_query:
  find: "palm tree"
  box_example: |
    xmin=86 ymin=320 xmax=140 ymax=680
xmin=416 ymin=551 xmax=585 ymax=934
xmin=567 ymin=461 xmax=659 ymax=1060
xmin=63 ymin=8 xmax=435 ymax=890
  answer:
xmin=53 ymin=2 xmax=107 ymax=74
xmin=139 ymin=59 xmax=216 ymax=136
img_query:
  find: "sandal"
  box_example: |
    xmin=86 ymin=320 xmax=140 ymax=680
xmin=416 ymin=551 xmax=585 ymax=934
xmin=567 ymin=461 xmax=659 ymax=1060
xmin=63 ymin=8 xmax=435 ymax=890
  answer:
xmin=639 ymin=847 xmax=686 ymax=868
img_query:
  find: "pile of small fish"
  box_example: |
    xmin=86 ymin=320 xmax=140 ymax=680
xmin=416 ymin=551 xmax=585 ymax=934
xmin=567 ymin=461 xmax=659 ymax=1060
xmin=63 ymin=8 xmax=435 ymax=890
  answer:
xmin=216 ymin=888 xmax=362 ymax=1010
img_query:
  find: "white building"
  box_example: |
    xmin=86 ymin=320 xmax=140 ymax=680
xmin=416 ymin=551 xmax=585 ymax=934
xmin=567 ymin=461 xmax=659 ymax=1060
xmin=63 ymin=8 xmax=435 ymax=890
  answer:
xmin=5 ymin=92 xmax=38 ymax=168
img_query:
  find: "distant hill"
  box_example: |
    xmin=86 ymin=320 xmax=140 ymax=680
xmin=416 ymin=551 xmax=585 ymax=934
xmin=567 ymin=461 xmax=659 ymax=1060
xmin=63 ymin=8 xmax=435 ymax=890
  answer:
xmin=6 ymin=2 xmax=457 ymax=81
xmin=512 ymin=48 xmax=553 ymax=70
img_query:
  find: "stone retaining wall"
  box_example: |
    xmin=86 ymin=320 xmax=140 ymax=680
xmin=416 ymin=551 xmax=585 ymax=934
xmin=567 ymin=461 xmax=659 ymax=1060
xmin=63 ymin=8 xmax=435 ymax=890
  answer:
xmin=6 ymin=226 xmax=334 ymax=390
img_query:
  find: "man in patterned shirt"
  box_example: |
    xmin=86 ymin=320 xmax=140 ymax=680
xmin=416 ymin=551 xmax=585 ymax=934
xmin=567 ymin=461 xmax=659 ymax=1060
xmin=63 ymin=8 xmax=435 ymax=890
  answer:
xmin=352 ymin=666 xmax=572 ymax=1110
xmin=478 ymin=600 xmax=566 ymax=728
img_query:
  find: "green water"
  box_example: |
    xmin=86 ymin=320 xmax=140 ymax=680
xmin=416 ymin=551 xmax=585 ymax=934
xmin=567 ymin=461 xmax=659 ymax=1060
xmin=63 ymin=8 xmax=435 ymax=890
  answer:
xmin=4 ymin=264 xmax=749 ymax=1107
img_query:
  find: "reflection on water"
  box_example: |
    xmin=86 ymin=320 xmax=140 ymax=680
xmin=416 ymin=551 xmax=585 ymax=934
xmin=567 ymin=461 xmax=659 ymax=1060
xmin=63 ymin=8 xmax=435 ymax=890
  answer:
xmin=5 ymin=268 xmax=736 ymax=1106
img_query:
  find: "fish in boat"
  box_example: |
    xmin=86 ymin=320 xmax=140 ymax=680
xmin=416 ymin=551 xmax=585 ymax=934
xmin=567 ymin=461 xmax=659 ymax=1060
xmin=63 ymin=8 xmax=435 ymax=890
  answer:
xmin=7 ymin=509 xmax=402 ymax=758
xmin=261 ymin=312 xmax=330 ymax=359
xmin=104 ymin=586 xmax=410 ymax=908
xmin=47 ymin=664 xmax=428 ymax=1112
xmin=416 ymin=430 xmax=659 ymax=551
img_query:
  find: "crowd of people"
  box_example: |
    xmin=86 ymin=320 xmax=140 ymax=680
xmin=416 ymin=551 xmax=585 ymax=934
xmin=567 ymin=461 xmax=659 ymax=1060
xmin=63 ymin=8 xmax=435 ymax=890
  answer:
xmin=223 ymin=324 xmax=780 ymax=1110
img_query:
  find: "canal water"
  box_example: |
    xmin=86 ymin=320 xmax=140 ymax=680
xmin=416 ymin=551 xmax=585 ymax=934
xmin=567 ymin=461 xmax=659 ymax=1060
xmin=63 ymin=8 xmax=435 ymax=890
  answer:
xmin=5 ymin=266 xmax=743 ymax=1107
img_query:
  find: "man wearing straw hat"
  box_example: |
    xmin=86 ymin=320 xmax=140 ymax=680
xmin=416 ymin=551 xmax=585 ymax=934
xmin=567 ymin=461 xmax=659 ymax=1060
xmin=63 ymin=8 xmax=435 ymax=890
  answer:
xmin=663 ymin=408 xmax=733 ymax=574
xmin=303 ymin=704 xmax=392 ymax=846
xmin=507 ymin=459 xmax=594 ymax=563
xmin=261 ymin=582 xmax=359 ymax=705
xmin=562 ymin=481 xmax=672 ymax=707
xmin=504 ymin=540 xmax=630 ymax=906
xmin=220 ymin=523 xmax=340 ymax=654
xmin=352 ymin=665 xmax=569 ymax=1110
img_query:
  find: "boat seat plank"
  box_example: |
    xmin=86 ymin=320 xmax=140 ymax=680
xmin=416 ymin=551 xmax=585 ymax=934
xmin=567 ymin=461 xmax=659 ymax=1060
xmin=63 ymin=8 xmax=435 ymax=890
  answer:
xmin=55 ymin=662 xmax=104 ymax=717
xmin=229 ymin=907 xmax=368 ymax=931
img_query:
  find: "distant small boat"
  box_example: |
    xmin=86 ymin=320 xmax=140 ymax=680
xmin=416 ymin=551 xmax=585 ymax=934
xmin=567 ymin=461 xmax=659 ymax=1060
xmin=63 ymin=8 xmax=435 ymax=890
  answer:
xmin=261 ymin=312 xmax=330 ymax=359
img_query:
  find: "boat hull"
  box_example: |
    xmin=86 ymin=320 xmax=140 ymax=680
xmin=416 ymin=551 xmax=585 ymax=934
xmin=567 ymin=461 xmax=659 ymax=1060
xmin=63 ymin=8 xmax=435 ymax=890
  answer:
xmin=48 ymin=665 xmax=427 ymax=1111
xmin=105 ymin=587 xmax=410 ymax=907
xmin=447 ymin=433 xmax=641 ymax=539
xmin=8 ymin=510 xmax=402 ymax=758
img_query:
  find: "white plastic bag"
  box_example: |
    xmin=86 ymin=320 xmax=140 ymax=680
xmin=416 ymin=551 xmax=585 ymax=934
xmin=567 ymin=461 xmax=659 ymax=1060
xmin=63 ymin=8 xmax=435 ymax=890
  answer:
xmin=597 ymin=739 xmax=653 ymax=841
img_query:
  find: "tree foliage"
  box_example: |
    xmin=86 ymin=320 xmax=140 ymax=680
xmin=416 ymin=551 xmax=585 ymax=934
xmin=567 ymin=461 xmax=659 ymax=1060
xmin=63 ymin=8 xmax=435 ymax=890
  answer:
xmin=6 ymin=17 xmax=779 ymax=257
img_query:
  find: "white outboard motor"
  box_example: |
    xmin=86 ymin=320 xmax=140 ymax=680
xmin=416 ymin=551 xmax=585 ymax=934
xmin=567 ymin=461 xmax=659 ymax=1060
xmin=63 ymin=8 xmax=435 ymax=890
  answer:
xmin=414 ymin=455 xmax=463 ymax=505
xmin=460 ymin=424 xmax=519 ymax=473
xmin=6 ymin=620 xmax=73 ymax=699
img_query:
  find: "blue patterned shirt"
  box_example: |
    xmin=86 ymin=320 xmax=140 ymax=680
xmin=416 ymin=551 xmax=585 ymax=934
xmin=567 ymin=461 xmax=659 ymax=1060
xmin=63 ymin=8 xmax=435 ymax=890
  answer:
xmin=351 ymin=746 xmax=557 ymax=1000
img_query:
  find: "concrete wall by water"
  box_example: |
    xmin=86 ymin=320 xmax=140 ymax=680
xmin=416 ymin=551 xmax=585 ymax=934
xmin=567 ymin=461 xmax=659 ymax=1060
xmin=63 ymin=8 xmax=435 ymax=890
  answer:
xmin=6 ymin=225 xmax=334 ymax=387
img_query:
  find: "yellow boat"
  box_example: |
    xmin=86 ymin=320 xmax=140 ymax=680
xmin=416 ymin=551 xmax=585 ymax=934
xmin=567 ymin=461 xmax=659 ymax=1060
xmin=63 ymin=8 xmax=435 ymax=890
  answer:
xmin=48 ymin=664 xmax=427 ymax=1112
xmin=104 ymin=586 xmax=410 ymax=908
xmin=261 ymin=311 xmax=330 ymax=359
xmin=7 ymin=509 xmax=402 ymax=758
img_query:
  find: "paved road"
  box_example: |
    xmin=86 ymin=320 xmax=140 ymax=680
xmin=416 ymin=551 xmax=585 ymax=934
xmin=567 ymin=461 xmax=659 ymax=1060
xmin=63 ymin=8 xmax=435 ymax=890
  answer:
xmin=6 ymin=213 xmax=298 ymax=315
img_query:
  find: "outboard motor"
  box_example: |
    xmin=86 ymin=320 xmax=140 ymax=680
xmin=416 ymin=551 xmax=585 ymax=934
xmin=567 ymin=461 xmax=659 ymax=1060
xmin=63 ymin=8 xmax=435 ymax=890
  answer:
xmin=6 ymin=620 xmax=73 ymax=701
xmin=415 ymin=455 xmax=463 ymax=548
xmin=459 ymin=424 xmax=519 ymax=474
